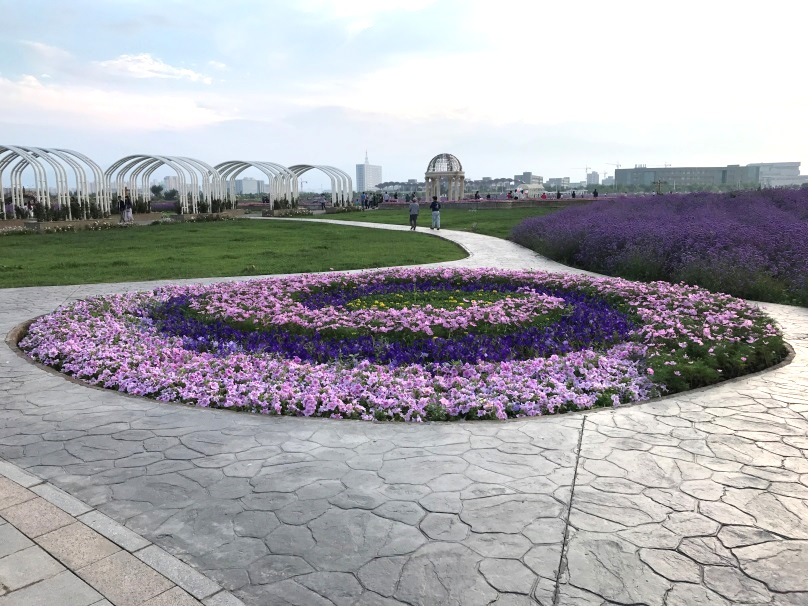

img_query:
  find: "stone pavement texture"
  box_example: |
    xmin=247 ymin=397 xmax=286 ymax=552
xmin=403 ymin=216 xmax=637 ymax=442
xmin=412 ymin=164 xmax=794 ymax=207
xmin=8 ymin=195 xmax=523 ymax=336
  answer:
xmin=0 ymin=218 xmax=807 ymax=605
xmin=0 ymin=462 xmax=244 ymax=606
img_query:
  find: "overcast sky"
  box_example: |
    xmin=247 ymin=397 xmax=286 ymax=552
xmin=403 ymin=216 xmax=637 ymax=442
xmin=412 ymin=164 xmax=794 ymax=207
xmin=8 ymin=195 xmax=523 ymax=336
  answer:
xmin=1 ymin=0 xmax=806 ymax=188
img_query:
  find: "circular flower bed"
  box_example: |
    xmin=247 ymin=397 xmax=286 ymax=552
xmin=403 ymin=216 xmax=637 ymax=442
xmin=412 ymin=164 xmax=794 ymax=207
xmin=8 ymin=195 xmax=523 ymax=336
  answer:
xmin=20 ymin=268 xmax=786 ymax=421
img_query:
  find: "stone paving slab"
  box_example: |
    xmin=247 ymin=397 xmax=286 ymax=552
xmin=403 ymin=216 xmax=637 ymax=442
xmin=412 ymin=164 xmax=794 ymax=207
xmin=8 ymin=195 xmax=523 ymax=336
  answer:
xmin=1 ymin=223 xmax=807 ymax=605
xmin=0 ymin=461 xmax=245 ymax=606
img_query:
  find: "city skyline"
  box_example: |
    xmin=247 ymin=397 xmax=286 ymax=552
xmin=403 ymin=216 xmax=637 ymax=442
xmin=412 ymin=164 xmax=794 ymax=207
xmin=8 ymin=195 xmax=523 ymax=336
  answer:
xmin=1 ymin=0 xmax=806 ymax=185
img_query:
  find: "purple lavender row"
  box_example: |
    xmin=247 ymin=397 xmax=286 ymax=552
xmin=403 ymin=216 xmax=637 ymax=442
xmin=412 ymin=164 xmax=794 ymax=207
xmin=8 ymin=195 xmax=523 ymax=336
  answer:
xmin=511 ymin=188 xmax=808 ymax=304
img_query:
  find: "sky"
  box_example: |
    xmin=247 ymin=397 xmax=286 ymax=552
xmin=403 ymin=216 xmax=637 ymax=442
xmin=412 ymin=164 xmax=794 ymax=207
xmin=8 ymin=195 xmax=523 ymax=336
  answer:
xmin=1 ymin=0 xmax=806 ymax=189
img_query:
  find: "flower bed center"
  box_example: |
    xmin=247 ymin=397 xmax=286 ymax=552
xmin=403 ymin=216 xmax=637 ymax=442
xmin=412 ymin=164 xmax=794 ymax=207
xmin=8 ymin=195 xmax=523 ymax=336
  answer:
xmin=152 ymin=277 xmax=635 ymax=365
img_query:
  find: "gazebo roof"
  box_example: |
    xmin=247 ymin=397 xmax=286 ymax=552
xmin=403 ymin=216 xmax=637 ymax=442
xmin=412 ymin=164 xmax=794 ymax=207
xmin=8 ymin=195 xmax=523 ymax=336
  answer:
xmin=426 ymin=153 xmax=463 ymax=174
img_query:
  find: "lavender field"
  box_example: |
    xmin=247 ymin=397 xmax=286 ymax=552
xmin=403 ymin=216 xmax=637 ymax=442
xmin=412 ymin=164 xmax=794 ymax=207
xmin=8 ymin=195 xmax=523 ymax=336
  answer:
xmin=512 ymin=189 xmax=808 ymax=305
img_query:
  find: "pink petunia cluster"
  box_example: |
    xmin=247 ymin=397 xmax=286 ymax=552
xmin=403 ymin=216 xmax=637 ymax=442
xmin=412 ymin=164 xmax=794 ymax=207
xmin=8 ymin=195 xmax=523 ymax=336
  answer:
xmin=19 ymin=268 xmax=782 ymax=421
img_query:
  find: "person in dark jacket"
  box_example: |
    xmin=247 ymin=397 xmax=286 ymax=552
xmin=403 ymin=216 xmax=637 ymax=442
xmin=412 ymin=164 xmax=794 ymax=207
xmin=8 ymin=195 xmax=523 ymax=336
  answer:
xmin=430 ymin=196 xmax=441 ymax=230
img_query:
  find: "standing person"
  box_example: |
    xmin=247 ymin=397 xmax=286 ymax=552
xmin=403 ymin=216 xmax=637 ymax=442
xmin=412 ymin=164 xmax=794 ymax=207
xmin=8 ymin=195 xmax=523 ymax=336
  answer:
xmin=124 ymin=196 xmax=133 ymax=224
xmin=117 ymin=196 xmax=125 ymax=223
xmin=556 ymin=190 xmax=562 ymax=200
xmin=408 ymin=198 xmax=420 ymax=230
xmin=430 ymin=196 xmax=441 ymax=230
xmin=593 ymin=189 xmax=599 ymax=198
xmin=572 ymin=190 xmax=576 ymax=199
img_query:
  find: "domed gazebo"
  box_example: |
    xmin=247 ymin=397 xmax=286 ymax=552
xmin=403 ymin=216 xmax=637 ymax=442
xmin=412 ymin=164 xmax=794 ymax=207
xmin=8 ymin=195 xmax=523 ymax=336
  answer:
xmin=425 ymin=153 xmax=465 ymax=202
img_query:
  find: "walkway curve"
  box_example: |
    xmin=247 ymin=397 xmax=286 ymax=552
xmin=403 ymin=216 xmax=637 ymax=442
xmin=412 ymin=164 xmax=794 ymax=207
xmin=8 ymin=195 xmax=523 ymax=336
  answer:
xmin=1 ymin=218 xmax=807 ymax=606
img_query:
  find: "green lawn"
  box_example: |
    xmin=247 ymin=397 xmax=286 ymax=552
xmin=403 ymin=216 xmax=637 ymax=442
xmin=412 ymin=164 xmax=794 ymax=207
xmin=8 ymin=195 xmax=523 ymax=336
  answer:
xmin=313 ymin=206 xmax=566 ymax=239
xmin=0 ymin=220 xmax=466 ymax=287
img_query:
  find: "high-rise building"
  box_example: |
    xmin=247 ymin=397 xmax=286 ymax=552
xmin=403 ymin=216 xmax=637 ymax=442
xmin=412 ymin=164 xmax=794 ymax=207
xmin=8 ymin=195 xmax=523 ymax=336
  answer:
xmin=163 ymin=176 xmax=180 ymax=191
xmin=356 ymin=152 xmax=382 ymax=192
xmin=586 ymin=171 xmax=600 ymax=186
xmin=235 ymin=177 xmax=265 ymax=195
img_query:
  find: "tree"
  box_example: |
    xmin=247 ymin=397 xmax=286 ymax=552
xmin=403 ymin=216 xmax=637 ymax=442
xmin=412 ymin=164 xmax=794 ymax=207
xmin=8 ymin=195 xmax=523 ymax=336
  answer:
xmin=164 ymin=188 xmax=178 ymax=201
xmin=150 ymin=184 xmax=164 ymax=199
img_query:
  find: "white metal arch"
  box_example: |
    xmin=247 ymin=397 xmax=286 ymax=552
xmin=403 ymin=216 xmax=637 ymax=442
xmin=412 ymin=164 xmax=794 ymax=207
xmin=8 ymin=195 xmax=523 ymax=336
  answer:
xmin=215 ymin=161 xmax=295 ymax=209
xmin=57 ymin=148 xmax=109 ymax=215
xmin=0 ymin=145 xmax=77 ymax=219
xmin=289 ymin=165 xmax=352 ymax=206
xmin=0 ymin=147 xmax=42 ymax=219
xmin=105 ymin=155 xmax=215 ymax=214
xmin=1 ymin=146 xmax=104 ymax=220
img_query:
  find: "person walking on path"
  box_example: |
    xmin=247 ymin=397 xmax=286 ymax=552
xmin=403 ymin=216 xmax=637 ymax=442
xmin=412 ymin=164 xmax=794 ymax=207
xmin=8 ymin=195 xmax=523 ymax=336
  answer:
xmin=124 ymin=196 xmax=133 ymax=224
xmin=430 ymin=196 xmax=441 ymax=230
xmin=408 ymin=199 xmax=420 ymax=230
xmin=117 ymin=196 xmax=125 ymax=223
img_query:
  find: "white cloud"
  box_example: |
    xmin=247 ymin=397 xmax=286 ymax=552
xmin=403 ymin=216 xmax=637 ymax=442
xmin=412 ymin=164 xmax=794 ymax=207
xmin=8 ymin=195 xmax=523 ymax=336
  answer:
xmin=298 ymin=0 xmax=437 ymax=18
xmin=207 ymin=60 xmax=228 ymax=70
xmin=0 ymin=74 xmax=229 ymax=130
xmin=20 ymin=40 xmax=72 ymax=61
xmin=95 ymin=53 xmax=213 ymax=84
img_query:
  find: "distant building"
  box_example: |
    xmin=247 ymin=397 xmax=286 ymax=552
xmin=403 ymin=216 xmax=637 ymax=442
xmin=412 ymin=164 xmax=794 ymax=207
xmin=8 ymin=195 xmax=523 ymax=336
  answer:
xmin=602 ymin=176 xmax=615 ymax=186
xmin=614 ymin=162 xmax=805 ymax=188
xmin=546 ymin=177 xmax=571 ymax=189
xmin=586 ymin=171 xmax=600 ymax=186
xmin=514 ymin=172 xmax=544 ymax=186
xmin=749 ymin=162 xmax=808 ymax=187
xmin=235 ymin=178 xmax=266 ymax=195
xmin=163 ymin=176 xmax=180 ymax=191
xmin=356 ymin=152 xmax=382 ymax=192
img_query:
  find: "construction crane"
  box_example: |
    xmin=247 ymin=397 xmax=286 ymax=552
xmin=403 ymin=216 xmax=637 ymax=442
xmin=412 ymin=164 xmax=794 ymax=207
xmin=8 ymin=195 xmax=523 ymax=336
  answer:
xmin=605 ymin=162 xmax=621 ymax=169
xmin=572 ymin=166 xmax=592 ymax=180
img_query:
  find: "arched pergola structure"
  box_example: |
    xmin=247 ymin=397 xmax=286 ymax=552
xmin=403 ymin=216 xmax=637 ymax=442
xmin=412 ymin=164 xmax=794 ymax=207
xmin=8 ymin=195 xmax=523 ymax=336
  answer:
xmin=104 ymin=155 xmax=224 ymax=214
xmin=1 ymin=145 xmax=355 ymax=220
xmin=1 ymin=145 xmax=106 ymax=220
xmin=425 ymin=153 xmax=465 ymax=202
xmin=289 ymin=165 xmax=352 ymax=207
xmin=215 ymin=161 xmax=295 ymax=209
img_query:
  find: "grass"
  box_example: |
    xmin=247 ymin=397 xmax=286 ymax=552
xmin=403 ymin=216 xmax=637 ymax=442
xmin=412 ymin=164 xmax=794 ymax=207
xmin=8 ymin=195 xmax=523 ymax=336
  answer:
xmin=0 ymin=220 xmax=466 ymax=287
xmin=313 ymin=206 xmax=566 ymax=239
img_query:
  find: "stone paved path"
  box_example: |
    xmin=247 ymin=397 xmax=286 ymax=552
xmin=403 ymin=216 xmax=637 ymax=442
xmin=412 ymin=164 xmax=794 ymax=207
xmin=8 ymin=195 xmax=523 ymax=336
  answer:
xmin=1 ymin=220 xmax=807 ymax=605
xmin=0 ymin=459 xmax=243 ymax=606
